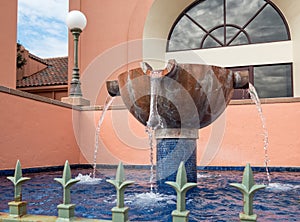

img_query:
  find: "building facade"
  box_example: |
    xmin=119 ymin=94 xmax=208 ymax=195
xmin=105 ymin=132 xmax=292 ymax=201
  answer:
xmin=69 ymin=0 xmax=300 ymax=101
xmin=69 ymin=0 xmax=300 ymax=167
xmin=0 ymin=0 xmax=299 ymax=169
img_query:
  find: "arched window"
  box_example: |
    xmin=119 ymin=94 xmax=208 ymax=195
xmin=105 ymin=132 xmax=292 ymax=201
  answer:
xmin=168 ymin=0 xmax=290 ymax=51
xmin=167 ymin=0 xmax=293 ymax=99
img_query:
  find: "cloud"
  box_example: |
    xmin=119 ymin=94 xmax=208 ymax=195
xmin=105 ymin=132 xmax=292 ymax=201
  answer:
xmin=168 ymin=0 xmax=289 ymax=51
xmin=254 ymin=64 xmax=292 ymax=98
xmin=17 ymin=0 xmax=69 ymax=58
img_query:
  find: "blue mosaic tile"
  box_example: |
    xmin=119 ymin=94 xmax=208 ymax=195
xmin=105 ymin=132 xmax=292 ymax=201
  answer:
xmin=156 ymin=138 xmax=197 ymax=186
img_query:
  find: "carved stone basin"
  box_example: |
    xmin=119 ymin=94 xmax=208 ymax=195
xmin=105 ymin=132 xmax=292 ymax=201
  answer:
xmin=107 ymin=59 xmax=248 ymax=183
xmin=107 ymin=60 xmax=248 ymax=129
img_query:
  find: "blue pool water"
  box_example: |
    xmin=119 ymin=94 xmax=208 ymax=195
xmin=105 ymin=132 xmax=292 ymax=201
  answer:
xmin=0 ymin=167 xmax=299 ymax=221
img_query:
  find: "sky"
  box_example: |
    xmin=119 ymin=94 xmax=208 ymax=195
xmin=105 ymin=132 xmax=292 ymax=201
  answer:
xmin=17 ymin=0 xmax=69 ymax=58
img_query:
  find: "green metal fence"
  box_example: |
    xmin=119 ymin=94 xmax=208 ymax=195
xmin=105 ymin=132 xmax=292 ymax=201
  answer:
xmin=0 ymin=160 xmax=264 ymax=222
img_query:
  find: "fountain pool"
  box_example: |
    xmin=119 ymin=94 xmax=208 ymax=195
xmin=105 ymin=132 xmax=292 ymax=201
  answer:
xmin=0 ymin=167 xmax=299 ymax=221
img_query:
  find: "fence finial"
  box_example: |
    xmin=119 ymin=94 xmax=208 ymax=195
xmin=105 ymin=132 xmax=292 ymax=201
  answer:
xmin=230 ymin=163 xmax=266 ymax=222
xmin=54 ymin=160 xmax=80 ymax=220
xmin=7 ymin=160 xmax=30 ymax=217
xmin=166 ymin=161 xmax=197 ymax=222
xmin=107 ymin=162 xmax=134 ymax=222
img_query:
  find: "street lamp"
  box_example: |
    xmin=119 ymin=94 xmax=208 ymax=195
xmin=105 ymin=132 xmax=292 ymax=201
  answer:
xmin=66 ymin=10 xmax=87 ymax=97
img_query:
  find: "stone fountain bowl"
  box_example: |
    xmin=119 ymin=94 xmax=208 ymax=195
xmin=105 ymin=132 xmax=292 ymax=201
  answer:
xmin=107 ymin=60 xmax=248 ymax=129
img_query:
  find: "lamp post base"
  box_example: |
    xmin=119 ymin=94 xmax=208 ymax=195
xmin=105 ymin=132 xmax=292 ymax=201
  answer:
xmin=61 ymin=96 xmax=90 ymax=106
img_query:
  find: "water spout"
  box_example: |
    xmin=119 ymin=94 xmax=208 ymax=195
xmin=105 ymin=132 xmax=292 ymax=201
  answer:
xmin=106 ymin=80 xmax=120 ymax=97
xmin=233 ymin=71 xmax=249 ymax=89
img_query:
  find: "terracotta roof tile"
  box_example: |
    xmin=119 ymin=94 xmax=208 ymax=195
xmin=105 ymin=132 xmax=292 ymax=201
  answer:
xmin=28 ymin=53 xmax=50 ymax=66
xmin=17 ymin=57 xmax=68 ymax=88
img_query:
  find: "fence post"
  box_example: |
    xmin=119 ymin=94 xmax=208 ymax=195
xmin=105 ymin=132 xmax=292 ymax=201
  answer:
xmin=230 ymin=163 xmax=266 ymax=222
xmin=7 ymin=160 xmax=30 ymax=217
xmin=107 ymin=162 xmax=134 ymax=222
xmin=166 ymin=162 xmax=197 ymax=222
xmin=54 ymin=160 xmax=80 ymax=221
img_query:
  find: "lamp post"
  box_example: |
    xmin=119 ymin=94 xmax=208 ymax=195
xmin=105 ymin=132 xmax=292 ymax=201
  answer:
xmin=66 ymin=10 xmax=86 ymax=97
xmin=62 ymin=10 xmax=89 ymax=106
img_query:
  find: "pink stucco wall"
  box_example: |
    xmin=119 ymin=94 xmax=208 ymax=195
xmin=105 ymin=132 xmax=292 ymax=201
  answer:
xmin=68 ymin=0 xmax=152 ymax=98
xmin=0 ymin=91 xmax=81 ymax=169
xmin=76 ymin=100 xmax=300 ymax=168
xmin=205 ymin=102 xmax=300 ymax=167
xmin=0 ymin=0 xmax=17 ymax=89
xmin=1 ymin=90 xmax=299 ymax=169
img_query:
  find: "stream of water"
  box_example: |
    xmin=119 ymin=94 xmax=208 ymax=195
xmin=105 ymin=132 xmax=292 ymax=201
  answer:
xmin=146 ymin=70 xmax=164 ymax=192
xmin=92 ymin=96 xmax=115 ymax=179
xmin=145 ymin=126 xmax=155 ymax=192
xmin=147 ymin=71 xmax=163 ymax=130
xmin=248 ymin=83 xmax=271 ymax=184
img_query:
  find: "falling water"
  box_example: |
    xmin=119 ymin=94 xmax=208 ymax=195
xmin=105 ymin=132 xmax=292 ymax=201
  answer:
xmin=92 ymin=96 xmax=115 ymax=179
xmin=146 ymin=70 xmax=164 ymax=192
xmin=147 ymin=71 xmax=163 ymax=129
xmin=248 ymin=83 xmax=271 ymax=184
xmin=145 ymin=126 xmax=155 ymax=192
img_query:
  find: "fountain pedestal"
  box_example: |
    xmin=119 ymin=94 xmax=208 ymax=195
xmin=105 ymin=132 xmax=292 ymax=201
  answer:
xmin=155 ymin=128 xmax=198 ymax=184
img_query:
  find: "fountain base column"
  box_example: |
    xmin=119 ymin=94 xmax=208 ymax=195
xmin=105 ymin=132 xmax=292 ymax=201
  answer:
xmin=155 ymin=128 xmax=198 ymax=185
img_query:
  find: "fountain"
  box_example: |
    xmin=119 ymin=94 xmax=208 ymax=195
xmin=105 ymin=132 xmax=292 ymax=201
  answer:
xmin=106 ymin=59 xmax=248 ymax=184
